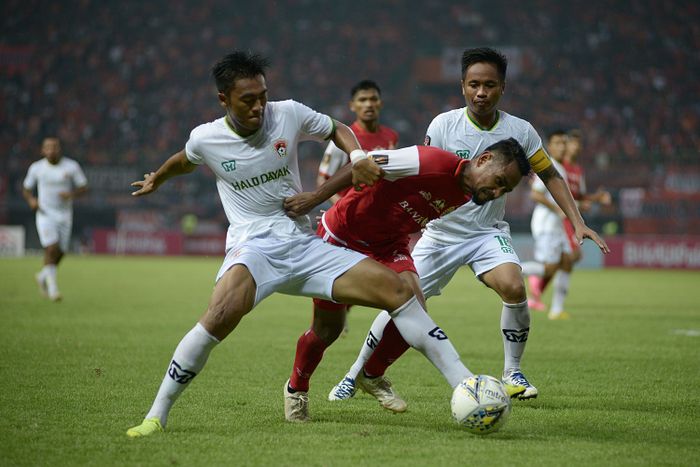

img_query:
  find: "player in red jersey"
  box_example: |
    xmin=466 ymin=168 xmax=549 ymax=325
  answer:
xmin=317 ymin=80 xmax=398 ymax=203
xmin=283 ymin=138 xmax=531 ymax=416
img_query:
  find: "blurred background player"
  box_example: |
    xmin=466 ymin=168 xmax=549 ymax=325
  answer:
xmin=328 ymin=48 xmax=609 ymax=405
xmin=317 ymin=80 xmax=398 ymax=204
xmin=22 ymin=137 xmax=88 ymax=302
xmin=524 ymin=129 xmax=613 ymax=318
xmin=316 ymin=79 xmax=398 ymax=334
xmin=521 ymin=130 xmax=573 ymax=319
xmin=285 ymin=139 xmax=531 ymax=412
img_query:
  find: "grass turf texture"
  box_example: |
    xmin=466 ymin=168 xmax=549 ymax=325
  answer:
xmin=1 ymin=255 xmax=699 ymax=466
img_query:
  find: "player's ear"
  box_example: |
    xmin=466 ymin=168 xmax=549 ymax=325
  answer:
xmin=476 ymin=151 xmax=493 ymax=167
xmin=218 ymin=92 xmax=227 ymax=108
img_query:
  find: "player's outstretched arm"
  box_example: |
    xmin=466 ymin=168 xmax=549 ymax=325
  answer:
xmin=538 ymin=165 xmax=610 ymax=253
xmin=131 ymin=150 xmax=196 ymax=197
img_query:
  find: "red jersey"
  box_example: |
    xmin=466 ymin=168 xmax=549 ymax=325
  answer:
xmin=562 ymin=161 xmax=586 ymax=201
xmin=322 ymin=146 xmax=470 ymax=253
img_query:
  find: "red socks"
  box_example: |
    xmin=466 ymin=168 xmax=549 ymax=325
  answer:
xmin=289 ymin=329 xmax=328 ymax=392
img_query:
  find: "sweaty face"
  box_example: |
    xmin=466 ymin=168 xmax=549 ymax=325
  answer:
xmin=349 ymin=89 xmax=382 ymax=124
xmin=468 ymin=156 xmax=523 ymax=205
xmin=547 ymin=134 xmax=568 ymax=163
xmin=221 ymin=75 xmax=268 ymax=136
xmin=461 ymin=62 xmax=504 ymax=118
xmin=41 ymin=138 xmax=62 ymax=164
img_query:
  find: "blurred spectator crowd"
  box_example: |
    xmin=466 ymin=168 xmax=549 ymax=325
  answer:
xmin=2 ymin=0 xmax=699 ymax=240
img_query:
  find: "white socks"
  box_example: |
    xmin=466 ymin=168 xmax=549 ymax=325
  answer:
xmin=43 ymin=265 xmax=59 ymax=298
xmin=145 ymin=323 xmax=220 ymax=426
xmin=346 ymin=311 xmax=391 ymax=380
xmin=520 ymin=261 xmax=545 ymax=277
xmin=389 ymin=296 xmax=472 ymax=388
xmin=501 ymin=300 xmax=530 ymax=372
xmin=550 ymin=271 xmax=570 ymax=315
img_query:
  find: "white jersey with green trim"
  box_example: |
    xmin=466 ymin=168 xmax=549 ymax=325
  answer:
xmin=185 ymin=99 xmax=333 ymax=249
xmin=531 ymin=158 xmax=568 ymax=235
xmin=23 ymin=157 xmax=87 ymax=222
xmin=421 ymin=108 xmax=544 ymax=243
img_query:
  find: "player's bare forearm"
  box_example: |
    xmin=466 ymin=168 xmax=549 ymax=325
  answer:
xmin=330 ymin=120 xmax=361 ymax=155
xmin=131 ymin=150 xmax=196 ymax=196
xmin=285 ymin=164 xmax=354 ymax=217
xmin=22 ymin=188 xmax=38 ymax=211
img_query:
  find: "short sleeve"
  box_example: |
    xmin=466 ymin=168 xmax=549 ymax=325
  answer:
xmin=522 ymin=123 xmax=544 ymax=157
xmin=185 ymin=129 xmax=205 ymax=165
xmin=291 ymin=100 xmax=334 ymax=142
xmin=71 ymin=161 xmax=88 ymax=188
xmin=424 ymin=116 xmax=444 ymax=149
xmin=23 ymin=163 xmax=37 ymax=190
xmin=318 ymin=141 xmax=348 ymax=178
xmin=369 ymin=146 xmax=420 ymax=181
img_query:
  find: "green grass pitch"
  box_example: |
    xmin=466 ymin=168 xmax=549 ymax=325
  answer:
xmin=1 ymin=255 xmax=699 ymax=466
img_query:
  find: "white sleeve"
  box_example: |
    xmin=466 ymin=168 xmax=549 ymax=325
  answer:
xmin=23 ymin=163 xmax=37 ymax=190
xmin=185 ymin=128 xmax=205 ymax=165
xmin=424 ymin=116 xmax=445 ymax=149
xmin=71 ymin=161 xmax=88 ymax=188
xmin=369 ymin=146 xmax=419 ymax=181
xmin=318 ymin=141 xmax=348 ymax=177
xmin=290 ymin=100 xmax=334 ymax=142
xmin=522 ymin=123 xmax=544 ymax=158
xmin=579 ymin=172 xmax=588 ymax=196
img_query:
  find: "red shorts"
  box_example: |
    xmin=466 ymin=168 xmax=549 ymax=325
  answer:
xmin=563 ymin=218 xmax=581 ymax=252
xmin=313 ymin=222 xmax=416 ymax=311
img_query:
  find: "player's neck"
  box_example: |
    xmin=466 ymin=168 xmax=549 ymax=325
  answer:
xmin=355 ymin=119 xmax=379 ymax=133
xmin=466 ymin=108 xmax=498 ymax=131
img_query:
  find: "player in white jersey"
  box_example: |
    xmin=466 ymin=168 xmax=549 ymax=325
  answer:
xmin=126 ymin=51 xmax=475 ymax=436
xmin=521 ymin=130 xmax=573 ymax=319
xmin=329 ymin=47 xmax=609 ymax=405
xmin=22 ymin=137 xmax=88 ymax=302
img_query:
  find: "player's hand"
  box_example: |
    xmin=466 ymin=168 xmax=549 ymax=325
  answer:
xmin=352 ymin=158 xmax=383 ymax=188
xmin=28 ymin=198 xmax=39 ymax=212
xmin=575 ymin=225 xmax=610 ymax=254
xmin=284 ymin=192 xmax=319 ymax=218
xmin=131 ymin=172 xmax=158 ymax=196
xmin=596 ymin=189 xmax=612 ymax=206
xmin=59 ymin=191 xmax=72 ymax=201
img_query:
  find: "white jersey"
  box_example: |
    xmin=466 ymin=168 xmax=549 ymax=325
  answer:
xmin=23 ymin=157 xmax=87 ymax=222
xmin=421 ymin=108 xmax=549 ymax=243
xmin=531 ymin=158 xmax=568 ymax=235
xmin=185 ymin=100 xmax=333 ymax=250
xmin=318 ymin=141 xmax=349 ymax=178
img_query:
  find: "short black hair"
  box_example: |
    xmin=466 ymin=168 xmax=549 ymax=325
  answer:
xmin=548 ymin=129 xmax=568 ymax=141
xmin=461 ymin=47 xmax=508 ymax=82
xmin=485 ymin=137 xmax=530 ymax=176
xmin=568 ymin=128 xmax=582 ymax=140
xmin=350 ymin=79 xmax=381 ymax=98
xmin=212 ymin=51 xmax=269 ymax=95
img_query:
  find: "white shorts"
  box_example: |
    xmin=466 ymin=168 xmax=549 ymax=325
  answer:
xmin=36 ymin=213 xmax=72 ymax=252
xmin=413 ymin=231 xmax=521 ymax=298
xmin=216 ymin=233 xmax=368 ymax=307
xmin=532 ymin=231 xmax=572 ymax=264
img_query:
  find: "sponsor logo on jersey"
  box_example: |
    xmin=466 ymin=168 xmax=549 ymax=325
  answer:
xmin=430 ymin=199 xmax=446 ymax=213
xmin=231 ymin=165 xmax=291 ymax=191
xmin=273 ymin=139 xmax=287 ymax=158
xmin=371 ymin=154 xmax=389 ymax=165
xmin=221 ymin=160 xmax=237 ymax=172
xmin=502 ymin=328 xmax=529 ymax=343
xmin=168 ymin=360 xmax=197 ymax=384
xmin=455 ymin=149 xmax=471 ymax=159
xmin=424 ymin=135 xmax=431 ymax=146
xmin=398 ymin=200 xmax=431 ymax=227
xmin=419 ymin=190 xmax=432 ymax=201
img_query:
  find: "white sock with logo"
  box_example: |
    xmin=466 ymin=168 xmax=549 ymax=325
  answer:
xmin=550 ymin=271 xmax=570 ymax=315
xmin=345 ymin=311 xmax=391 ymax=380
xmin=145 ymin=323 xmax=220 ymax=427
xmin=44 ymin=264 xmax=59 ymax=297
xmin=501 ymin=300 xmax=530 ymax=373
xmin=389 ymin=296 xmax=471 ymax=388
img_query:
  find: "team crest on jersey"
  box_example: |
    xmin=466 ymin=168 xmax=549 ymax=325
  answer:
xmin=273 ymin=139 xmax=288 ymax=158
xmin=455 ymin=149 xmax=471 ymax=159
xmin=424 ymin=135 xmax=431 ymax=146
xmin=370 ymin=154 xmax=389 ymax=165
xmin=221 ymin=160 xmax=236 ymax=172
xmin=419 ymin=190 xmax=432 ymax=201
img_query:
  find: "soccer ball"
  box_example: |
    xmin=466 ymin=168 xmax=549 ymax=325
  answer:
xmin=451 ymin=374 xmax=511 ymax=434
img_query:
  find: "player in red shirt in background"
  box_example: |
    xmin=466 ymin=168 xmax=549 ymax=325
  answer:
xmin=283 ymin=138 xmax=531 ymax=417
xmin=317 ymin=80 xmax=398 ymax=203
xmin=316 ymin=80 xmax=399 ymax=333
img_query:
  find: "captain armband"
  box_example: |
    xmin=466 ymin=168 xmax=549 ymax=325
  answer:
xmin=529 ymin=149 xmax=553 ymax=173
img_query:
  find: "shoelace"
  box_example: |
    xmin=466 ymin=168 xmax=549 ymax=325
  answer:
xmin=507 ymin=372 xmax=531 ymax=387
xmin=334 ymin=379 xmax=355 ymax=397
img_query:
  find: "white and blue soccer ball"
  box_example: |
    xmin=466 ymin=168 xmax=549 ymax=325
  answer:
xmin=451 ymin=374 xmax=511 ymax=434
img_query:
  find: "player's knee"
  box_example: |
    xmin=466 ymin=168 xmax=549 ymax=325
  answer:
xmin=383 ymin=274 xmax=414 ymax=309
xmin=498 ymin=280 xmax=527 ymax=303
